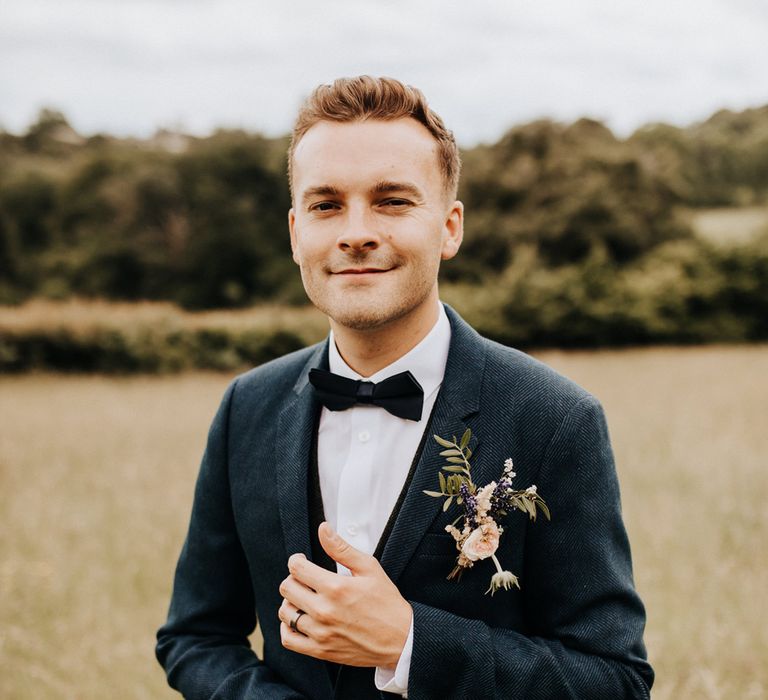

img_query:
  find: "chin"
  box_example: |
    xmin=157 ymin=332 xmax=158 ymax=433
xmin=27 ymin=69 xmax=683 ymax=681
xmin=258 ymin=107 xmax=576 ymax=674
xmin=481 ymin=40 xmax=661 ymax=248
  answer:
xmin=327 ymin=305 xmax=396 ymax=331
xmin=304 ymin=277 xmax=436 ymax=332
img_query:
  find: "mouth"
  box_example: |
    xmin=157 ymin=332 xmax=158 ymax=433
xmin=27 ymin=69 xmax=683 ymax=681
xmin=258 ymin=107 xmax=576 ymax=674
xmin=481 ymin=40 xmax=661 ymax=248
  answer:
xmin=333 ymin=267 xmax=393 ymax=275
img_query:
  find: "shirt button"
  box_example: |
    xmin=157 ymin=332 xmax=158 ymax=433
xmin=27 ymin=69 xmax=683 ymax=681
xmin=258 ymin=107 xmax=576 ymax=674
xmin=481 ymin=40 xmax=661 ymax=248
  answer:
xmin=358 ymin=430 xmax=370 ymax=443
xmin=346 ymin=523 xmax=358 ymax=536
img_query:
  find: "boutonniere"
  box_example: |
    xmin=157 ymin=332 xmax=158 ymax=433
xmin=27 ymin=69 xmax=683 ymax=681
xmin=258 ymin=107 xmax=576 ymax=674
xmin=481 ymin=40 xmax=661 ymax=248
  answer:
xmin=424 ymin=429 xmax=551 ymax=594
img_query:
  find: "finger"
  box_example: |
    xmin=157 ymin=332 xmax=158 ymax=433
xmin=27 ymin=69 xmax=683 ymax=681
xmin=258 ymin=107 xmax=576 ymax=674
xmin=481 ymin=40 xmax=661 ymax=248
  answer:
xmin=318 ymin=522 xmax=376 ymax=576
xmin=280 ymin=620 xmax=318 ymax=654
xmin=278 ymin=599 xmax=311 ymax=637
xmin=280 ymin=619 xmax=333 ymax=661
xmin=288 ymin=552 xmax=340 ymax=593
xmin=277 ymin=598 xmax=299 ymax=628
xmin=279 ymin=574 xmax=320 ymax=615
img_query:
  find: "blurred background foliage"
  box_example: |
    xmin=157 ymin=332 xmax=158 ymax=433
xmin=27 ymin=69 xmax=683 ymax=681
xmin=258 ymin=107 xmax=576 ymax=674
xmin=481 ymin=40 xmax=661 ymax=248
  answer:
xmin=1 ymin=105 xmax=767 ymax=370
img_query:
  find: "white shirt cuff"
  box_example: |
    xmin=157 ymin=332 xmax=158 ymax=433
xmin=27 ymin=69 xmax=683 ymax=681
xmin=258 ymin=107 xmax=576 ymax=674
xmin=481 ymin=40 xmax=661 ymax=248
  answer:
xmin=374 ymin=611 xmax=413 ymax=697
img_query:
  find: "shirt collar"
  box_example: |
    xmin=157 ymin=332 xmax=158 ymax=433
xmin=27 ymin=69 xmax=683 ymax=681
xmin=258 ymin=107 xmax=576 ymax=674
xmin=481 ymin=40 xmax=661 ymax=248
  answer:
xmin=328 ymin=302 xmax=451 ymax=400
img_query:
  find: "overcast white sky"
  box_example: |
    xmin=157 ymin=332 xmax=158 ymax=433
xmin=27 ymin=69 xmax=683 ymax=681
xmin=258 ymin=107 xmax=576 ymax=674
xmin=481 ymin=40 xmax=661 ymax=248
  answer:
xmin=1 ymin=0 xmax=767 ymax=145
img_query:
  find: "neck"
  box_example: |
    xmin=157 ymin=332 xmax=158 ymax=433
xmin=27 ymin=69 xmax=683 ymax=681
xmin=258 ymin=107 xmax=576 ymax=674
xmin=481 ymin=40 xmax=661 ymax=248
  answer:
xmin=330 ymin=293 xmax=441 ymax=377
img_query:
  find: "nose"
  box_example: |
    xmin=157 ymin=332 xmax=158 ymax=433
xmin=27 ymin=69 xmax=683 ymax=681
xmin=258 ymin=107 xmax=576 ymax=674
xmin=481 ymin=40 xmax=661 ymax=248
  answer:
xmin=336 ymin=205 xmax=380 ymax=253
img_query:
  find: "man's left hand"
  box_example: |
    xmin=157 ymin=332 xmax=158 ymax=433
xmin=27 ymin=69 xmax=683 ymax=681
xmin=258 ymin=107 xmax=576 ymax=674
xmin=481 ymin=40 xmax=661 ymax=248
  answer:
xmin=278 ymin=522 xmax=412 ymax=668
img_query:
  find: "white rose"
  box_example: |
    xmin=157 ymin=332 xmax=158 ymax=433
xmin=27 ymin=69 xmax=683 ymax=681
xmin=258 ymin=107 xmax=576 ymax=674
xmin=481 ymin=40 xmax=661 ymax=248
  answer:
xmin=461 ymin=522 xmax=500 ymax=561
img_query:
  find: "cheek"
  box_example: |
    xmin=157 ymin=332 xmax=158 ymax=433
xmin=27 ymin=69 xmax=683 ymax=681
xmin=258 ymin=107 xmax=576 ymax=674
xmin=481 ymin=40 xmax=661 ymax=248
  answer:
xmin=293 ymin=236 xmax=325 ymax=268
xmin=418 ymin=239 xmax=446 ymax=270
xmin=293 ymin=218 xmax=327 ymax=250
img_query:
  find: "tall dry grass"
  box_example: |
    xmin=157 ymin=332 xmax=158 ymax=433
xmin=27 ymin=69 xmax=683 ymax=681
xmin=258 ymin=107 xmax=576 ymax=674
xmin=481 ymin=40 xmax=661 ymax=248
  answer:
xmin=0 ymin=373 xmax=231 ymax=698
xmin=0 ymin=298 xmax=327 ymax=336
xmin=689 ymin=206 xmax=768 ymax=245
xmin=1 ymin=345 xmax=766 ymax=699
xmin=536 ymin=345 xmax=768 ymax=700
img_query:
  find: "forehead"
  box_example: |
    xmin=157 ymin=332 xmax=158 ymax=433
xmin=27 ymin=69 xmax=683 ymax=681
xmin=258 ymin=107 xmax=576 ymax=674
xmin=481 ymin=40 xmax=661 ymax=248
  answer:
xmin=292 ymin=118 xmax=442 ymax=194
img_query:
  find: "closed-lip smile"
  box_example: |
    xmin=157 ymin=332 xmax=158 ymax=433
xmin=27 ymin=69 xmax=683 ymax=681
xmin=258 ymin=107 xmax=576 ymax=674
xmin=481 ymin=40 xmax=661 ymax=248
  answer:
xmin=335 ymin=267 xmax=391 ymax=274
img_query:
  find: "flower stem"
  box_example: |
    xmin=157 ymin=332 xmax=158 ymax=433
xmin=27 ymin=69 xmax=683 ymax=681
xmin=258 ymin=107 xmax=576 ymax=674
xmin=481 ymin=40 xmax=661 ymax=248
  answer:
xmin=459 ymin=450 xmax=473 ymax=481
xmin=491 ymin=553 xmax=504 ymax=574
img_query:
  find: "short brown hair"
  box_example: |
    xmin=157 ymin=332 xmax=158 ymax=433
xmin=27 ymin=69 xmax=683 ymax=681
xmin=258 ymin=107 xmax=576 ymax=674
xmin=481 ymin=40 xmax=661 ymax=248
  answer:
xmin=288 ymin=75 xmax=461 ymax=201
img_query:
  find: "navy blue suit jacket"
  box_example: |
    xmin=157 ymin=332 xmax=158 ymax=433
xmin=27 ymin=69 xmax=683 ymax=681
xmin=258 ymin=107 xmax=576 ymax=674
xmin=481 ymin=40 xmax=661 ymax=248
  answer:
xmin=156 ymin=305 xmax=653 ymax=699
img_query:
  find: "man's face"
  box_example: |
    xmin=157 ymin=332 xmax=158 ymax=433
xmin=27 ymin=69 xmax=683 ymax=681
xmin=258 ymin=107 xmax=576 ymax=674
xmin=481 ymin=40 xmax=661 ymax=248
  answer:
xmin=289 ymin=118 xmax=463 ymax=332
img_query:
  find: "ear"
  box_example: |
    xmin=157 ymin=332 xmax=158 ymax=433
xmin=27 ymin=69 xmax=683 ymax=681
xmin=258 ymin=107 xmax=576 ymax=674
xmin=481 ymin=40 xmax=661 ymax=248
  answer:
xmin=288 ymin=208 xmax=300 ymax=265
xmin=440 ymin=200 xmax=464 ymax=261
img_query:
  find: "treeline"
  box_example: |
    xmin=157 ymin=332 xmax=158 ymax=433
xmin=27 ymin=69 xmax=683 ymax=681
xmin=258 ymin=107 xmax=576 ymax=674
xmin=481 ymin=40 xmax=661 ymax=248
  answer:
xmin=0 ymin=112 xmax=297 ymax=308
xmin=2 ymin=233 xmax=765 ymax=373
xmin=1 ymin=105 xmax=767 ymax=360
xmin=446 ymin=237 xmax=768 ymax=347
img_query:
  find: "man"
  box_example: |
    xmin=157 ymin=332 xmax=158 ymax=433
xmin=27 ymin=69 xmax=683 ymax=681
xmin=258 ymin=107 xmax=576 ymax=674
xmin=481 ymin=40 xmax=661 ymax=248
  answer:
xmin=156 ymin=76 xmax=653 ymax=699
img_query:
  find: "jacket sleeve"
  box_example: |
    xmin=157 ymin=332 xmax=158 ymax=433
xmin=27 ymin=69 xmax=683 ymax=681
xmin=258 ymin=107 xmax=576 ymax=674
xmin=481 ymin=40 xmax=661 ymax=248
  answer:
xmin=406 ymin=395 xmax=654 ymax=700
xmin=155 ymin=379 xmax=305 ymax=700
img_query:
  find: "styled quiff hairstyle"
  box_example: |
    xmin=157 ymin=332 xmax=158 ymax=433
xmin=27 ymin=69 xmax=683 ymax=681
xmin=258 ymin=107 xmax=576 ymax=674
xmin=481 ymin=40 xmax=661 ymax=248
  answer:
xmin=289 ymin=75 xmax=461 ymax=201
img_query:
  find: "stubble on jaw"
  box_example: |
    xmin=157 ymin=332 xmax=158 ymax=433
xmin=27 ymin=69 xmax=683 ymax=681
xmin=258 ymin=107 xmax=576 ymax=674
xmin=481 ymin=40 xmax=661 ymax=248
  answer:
xmin=301 ymin=266 xmax=438 ymax=333
xmin=323 ymin=289 xmax=429 ymax=332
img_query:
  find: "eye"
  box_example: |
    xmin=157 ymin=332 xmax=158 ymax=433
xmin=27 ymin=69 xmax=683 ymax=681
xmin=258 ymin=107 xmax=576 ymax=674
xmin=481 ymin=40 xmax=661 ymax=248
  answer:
xmin=380 ymin=198 xmax=411 ymax=208
xmin=309 ymin=201 xmax=339 ymax=213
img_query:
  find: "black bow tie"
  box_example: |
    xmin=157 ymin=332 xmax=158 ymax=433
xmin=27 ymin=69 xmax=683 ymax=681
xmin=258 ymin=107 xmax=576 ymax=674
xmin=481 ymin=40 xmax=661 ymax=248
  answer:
xmin=308 ymin=368 xmax=424 ymax=421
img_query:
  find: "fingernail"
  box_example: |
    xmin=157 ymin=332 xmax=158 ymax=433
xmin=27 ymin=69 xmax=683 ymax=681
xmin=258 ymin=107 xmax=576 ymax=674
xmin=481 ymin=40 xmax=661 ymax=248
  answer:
xmin=287 ymin=553 xmax=305 ymax=568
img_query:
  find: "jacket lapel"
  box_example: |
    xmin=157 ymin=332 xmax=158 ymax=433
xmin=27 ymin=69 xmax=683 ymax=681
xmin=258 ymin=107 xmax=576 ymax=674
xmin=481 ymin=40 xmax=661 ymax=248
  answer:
xmin=275 ymin=342 xmax=328 ymax=561
xmin=276 ymin=306 xmax=492 ymax=586
xmin=275 ymin=344 xmax=339 ymax=700
xmin=378 ymin=305 xmax=489 ymax=584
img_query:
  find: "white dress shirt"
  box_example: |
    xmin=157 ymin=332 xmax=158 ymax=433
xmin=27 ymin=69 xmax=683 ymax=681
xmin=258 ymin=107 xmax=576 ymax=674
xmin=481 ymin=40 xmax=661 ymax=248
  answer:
xmin=317 ymin=302 xmax=451 ymax=697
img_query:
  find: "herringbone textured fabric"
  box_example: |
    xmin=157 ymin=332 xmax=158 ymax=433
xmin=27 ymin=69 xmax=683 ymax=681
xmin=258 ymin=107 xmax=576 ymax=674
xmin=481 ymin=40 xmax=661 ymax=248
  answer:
xmin=157 ymin=305 xmax=653 ymax=700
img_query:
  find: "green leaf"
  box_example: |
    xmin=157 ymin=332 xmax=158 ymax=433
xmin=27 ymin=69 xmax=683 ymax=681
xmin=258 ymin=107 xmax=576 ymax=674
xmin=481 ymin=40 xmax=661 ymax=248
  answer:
xmin=439 ymin=449 xmax=462 ymax=457
xmin=423 ymin=490 xmax=444 ymax=497
xmin=465 ymin=447 xmax=472 ymax=459
xmin=523 ymin=498 xmax=537 ymax=519
xmin=537 ymin=500 xmax=551 ymax=520
xmin=433 ymin=435 xmax=454 ymax=449
xmin=438 ymin=471 xmax=447 ymax=492
xmin=442 ymin=465 xmax=466 ymax=473
xmin=446 ymin=456 xmax=465 ymax=464
xmin=443 ymin=496 xmax=454 ymax=512
xmin=460 ymin=428 xmax=471 ymax=449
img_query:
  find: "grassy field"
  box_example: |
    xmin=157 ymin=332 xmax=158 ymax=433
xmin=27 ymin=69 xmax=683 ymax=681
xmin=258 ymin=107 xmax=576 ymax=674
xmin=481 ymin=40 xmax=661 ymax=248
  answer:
xmin=688 ymin=206 xmax=768 ymax=244
xmin=1 ymin=346 xmax=767 ymax=699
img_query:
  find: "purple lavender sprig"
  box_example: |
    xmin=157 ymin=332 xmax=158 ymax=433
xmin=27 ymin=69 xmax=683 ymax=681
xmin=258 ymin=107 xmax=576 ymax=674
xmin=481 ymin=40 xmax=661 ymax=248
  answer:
xmin=489 ymin=459 xmax=551 ymax=522
xmin=460 ymin=481 xmax=478 ymax=530
xmin=489 ymin=464 xmax=515 ymax=519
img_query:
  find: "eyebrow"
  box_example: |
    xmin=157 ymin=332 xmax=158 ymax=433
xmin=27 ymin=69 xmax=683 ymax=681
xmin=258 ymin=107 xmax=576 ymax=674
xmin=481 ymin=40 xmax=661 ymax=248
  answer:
xmin=371 ymin=180 xmax=425 ymax=200
xmin=301 ymin=185 xmax=341 ymax=207
xmin=300 ymin=180 xmax=425 ymax=208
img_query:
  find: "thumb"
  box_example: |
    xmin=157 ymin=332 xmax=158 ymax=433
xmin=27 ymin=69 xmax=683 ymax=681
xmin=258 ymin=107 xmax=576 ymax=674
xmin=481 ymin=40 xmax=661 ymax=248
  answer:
xmin=318 ymin=522 xmax=376 ymax=575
